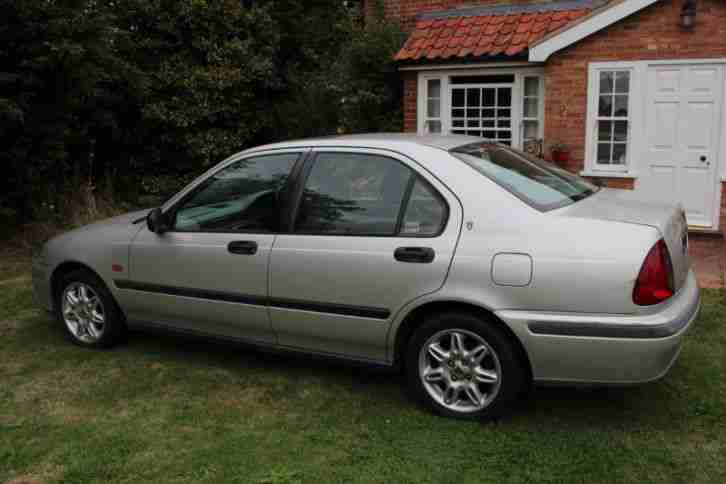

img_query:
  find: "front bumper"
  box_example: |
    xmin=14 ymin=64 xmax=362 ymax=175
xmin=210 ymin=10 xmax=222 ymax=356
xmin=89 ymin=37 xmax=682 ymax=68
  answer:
xmin=497 ymin=269 xmax=701 ymax=385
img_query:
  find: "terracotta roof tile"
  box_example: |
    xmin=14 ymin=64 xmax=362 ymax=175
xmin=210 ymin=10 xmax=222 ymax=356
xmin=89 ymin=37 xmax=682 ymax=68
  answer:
xmin=395 ymin=7 xmax=590 ymax=62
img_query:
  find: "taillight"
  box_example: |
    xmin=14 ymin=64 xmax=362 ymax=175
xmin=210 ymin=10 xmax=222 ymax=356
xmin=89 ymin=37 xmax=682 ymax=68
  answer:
xmin=633 ymin=239 xmax=674 ymax=306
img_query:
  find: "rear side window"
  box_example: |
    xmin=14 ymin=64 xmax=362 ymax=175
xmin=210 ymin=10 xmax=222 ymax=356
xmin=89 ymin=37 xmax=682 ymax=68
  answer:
xmin=294 ymin=153 xmax=447 ymax=236
xmin=451 ymin=143 xmax=598 ymax=211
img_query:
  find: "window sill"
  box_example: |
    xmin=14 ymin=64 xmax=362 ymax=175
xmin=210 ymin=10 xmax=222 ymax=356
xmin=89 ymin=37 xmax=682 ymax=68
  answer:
xmin=579 ymin=169 xmax=638 ymax=179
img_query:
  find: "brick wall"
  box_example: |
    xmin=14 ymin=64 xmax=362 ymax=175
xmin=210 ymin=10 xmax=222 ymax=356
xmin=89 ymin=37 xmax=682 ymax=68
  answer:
xmin=721 ymin=182 xmax=726 ymax=233
xmin=544 ymin=0 xmax=726 ymax=182
xmin=366 ymin=0 xmax=555 ymax=32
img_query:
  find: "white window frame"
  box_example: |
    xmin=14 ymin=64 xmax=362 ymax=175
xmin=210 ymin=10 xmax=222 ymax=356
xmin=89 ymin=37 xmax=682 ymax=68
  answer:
xmin=416 ymin=67 xmax=544 ymax=150
xmin=584 ymin=61 xmax=642 ymax=177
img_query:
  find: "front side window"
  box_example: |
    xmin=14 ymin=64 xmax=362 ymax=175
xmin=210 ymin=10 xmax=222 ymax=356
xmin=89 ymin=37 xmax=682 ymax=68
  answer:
xmin=452 ymin=143 xmax=598 ymax=211
xmin=595 ymin=70 xmax=630 ymax=167
xmin=173 ymin=153 xmax=299 ymax=232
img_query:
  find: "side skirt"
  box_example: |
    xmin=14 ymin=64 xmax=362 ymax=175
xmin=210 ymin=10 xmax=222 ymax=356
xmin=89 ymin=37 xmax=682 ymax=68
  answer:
xmin=127 ymin=320 xmax=395 ymax=369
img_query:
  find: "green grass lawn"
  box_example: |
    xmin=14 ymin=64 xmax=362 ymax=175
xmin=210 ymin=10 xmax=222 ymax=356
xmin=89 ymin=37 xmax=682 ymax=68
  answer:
xmin=2 ymin=255 xmax=726 ymax=484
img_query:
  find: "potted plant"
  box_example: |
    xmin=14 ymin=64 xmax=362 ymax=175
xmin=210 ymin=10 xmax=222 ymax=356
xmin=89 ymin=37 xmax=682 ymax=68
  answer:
xmin=549 ymin=140 xmax=571 ymax=164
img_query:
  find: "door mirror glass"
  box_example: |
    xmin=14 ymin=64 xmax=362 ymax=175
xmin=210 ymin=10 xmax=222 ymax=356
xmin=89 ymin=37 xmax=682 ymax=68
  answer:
xmin=172 ymin=153 xmax=299 ymax=232
xmin=146 ymin=208 xmax=167 ymax=234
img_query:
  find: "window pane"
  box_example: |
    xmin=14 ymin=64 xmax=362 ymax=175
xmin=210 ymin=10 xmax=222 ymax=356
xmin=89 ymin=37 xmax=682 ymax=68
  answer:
xmin=614 ymin=120 xmax=628 ymax=142
xmin=599 ymin=71 xmax=614 ymax=94
xmin=467 ymin=89 xmax=481 ymax=107
xmin=612 ymin=143 xmax=627 ymax=164
xmin=523 ymin=98 xmax=538 ymax=118
xmin=174 ymin=153 xmax=298 ymax=232
xmin=614 ymin=71 xmax=630 ymax=94
xmin=427 ymin=100 xmax=440 ymax=118
xmin=467 ymin=119 xmax=480 ymax=128
xmin=482 ymin=89 xmax=496 ymax=107
xmin=498 ymin=88 xmax=512 ymax=107
xmin=498 ymin=109 xmax=511 ymax=118
xmin=597 ymin=143 xmax=612 ymax=164
xmin=524 ymin=77 xmax=539 ymax=97
xmin=613 ymin=95 xmax=628 ymax=117
xmin=401 ymin=178 xmax=446 ymax=236
xmin=467 ymin=108 xmax=480 ymax=118
xmin=598 ymin=120 xmax=613 ymax=141
xmin=452 ymin=89 xmax=465 ymax=107
xmin=427 ymin=79 xmax=441 ymax=99
xmin=452 ymin=108 xmax=465 ymax=118
xmin=482 ymin=108 xmax=495 ymax=118
xmin=523 ymin=120 xmax=538 ymax=140
xmin=598 ymin=95 xmax=613 ymax=117
xmin=498 ymin=119 xmax=511 ymax=128
xmin=483 ymin=130 xmax=496 ymax=139
xmin=295 ymin=153 xmax=412 ymax=236
xmin=452 ymin=119 xmax=464 ymax=128
xmin=497 ymin=131 xmax=511 ymax=140
xmin=482 ymin=119 xmax=495 ymax=128
xmin=427 ymin=120 xmax=442 ymax=133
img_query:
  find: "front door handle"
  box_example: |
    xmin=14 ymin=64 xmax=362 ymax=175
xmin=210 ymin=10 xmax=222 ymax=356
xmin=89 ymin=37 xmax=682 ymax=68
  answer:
xmin=228 ymin=241 xmax=258 ymax=255
xmin=394 ymin=247 xmax=435 ymax=264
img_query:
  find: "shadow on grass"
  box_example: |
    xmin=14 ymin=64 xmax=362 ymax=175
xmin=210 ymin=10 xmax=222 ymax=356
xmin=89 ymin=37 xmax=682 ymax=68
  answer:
xmin=33 ymin=317 xmax=687 ymax=431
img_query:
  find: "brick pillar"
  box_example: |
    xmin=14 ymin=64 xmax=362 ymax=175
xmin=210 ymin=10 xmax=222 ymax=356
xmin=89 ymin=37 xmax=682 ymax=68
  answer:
xmin=403 ymin=71 xmax=417 ymax=133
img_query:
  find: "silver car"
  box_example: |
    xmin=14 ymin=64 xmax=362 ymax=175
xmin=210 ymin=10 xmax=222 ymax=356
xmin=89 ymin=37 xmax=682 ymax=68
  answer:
xmin=32 ymin=134 xmax=701 ymax=419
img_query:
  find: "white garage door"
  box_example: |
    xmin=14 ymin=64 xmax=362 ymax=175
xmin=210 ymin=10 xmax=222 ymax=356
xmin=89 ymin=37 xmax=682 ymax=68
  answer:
xmin=640 ymin=64 xmax=723 ymax=228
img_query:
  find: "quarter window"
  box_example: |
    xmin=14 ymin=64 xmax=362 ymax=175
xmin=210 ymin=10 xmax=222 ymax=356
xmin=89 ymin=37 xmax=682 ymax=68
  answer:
xmin=595 ymin=70 xmax=630 ymax=166
xmin=173 ymin=153 xmax=298 ymax=232
xmin=400 ymin=178 xmax=447 ymax=236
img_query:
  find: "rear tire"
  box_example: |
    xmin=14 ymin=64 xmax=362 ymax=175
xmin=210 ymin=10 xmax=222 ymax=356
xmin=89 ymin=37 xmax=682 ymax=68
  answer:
xmin=54 ymin=269 xmax=126 ymax=349
xmin=405 ymin=311 xmax=526 ymax=419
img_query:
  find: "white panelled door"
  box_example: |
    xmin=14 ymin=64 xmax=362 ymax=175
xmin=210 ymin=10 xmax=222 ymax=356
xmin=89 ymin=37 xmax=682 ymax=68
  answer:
xmin=641 ymin=64 xmax=723 ymax=228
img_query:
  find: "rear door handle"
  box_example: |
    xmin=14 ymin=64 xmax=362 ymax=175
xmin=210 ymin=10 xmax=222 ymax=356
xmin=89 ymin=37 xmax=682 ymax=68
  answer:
xmin=228 ymin=240 xmax=258 ymax=255
xmin=394 ymin=247 xmax=435 ymax=263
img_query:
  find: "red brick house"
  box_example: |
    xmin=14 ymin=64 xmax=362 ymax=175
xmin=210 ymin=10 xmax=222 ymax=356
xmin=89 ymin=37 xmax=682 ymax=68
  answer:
xmin=367 ymin=0 xmax=726 ymax=233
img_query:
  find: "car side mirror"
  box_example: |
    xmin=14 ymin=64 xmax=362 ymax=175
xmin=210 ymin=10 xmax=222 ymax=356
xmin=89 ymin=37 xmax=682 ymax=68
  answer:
xmin=146 ymin=208 xmax=168 ymax=234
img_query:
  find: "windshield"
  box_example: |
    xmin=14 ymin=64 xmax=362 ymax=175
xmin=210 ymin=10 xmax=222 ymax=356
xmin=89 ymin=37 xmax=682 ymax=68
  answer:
xmin=451 ymin=143 xmax=599 ymax=211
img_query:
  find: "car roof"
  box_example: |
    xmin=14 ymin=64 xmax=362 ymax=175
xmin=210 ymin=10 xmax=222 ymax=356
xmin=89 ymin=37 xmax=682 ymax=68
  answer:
xmin=243 ymin=133 xmax=483 ymax=154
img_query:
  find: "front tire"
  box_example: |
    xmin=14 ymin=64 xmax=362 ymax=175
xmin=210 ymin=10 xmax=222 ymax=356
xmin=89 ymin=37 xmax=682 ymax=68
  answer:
xmin=405 ymin=311 xmax=526 ymax=419
xmin=54 ymin=269 xmax=126 ymax=348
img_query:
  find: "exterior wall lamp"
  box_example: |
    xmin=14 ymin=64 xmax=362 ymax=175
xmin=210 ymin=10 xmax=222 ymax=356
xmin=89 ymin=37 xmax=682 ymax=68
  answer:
xmin=680 ymin=0 xmax=697 ymax=29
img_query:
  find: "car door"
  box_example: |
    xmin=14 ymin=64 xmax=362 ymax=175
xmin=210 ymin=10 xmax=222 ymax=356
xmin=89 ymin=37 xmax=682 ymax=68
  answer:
xmin=120 ymin=150 xmax=305 ymax=343
xmin=268 ymin=148 xmax=462 ymax=362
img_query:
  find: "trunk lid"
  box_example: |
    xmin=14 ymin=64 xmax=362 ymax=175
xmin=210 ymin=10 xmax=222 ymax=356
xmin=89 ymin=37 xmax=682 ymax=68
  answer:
xmin=556 ymin=188 xmax=690 ymax=290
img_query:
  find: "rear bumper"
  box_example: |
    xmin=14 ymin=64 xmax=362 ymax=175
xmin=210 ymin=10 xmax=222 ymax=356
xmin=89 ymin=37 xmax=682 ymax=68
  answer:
xmin=497 ymin=269 xmax=701 ymax=385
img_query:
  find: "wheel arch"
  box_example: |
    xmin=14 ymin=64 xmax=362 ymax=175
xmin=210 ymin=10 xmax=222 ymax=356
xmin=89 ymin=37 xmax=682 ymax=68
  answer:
xmin=50 ymin=261 xmax=126 ymax=320
xmin=392 ymin=300 xmax=533 ymax=383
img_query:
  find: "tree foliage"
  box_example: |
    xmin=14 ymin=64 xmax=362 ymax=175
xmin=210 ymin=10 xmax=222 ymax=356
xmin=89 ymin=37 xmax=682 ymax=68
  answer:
xmin=0 ymin=0 xmax=405 ymax=226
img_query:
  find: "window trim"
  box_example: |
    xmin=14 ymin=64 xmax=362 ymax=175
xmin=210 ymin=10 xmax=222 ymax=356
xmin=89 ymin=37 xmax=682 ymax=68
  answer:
xmin=162 ymin=150 xmax=306 ymax=235
xmin=585 ymin=63 xmax=638 ymax=174
xmin=290 ymin=149 xmax=450 ymax=238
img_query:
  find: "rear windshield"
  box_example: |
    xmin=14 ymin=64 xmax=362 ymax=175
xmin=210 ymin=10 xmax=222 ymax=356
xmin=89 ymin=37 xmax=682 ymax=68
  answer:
xmin=451 ymin=143 xmax=599 ymax=211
